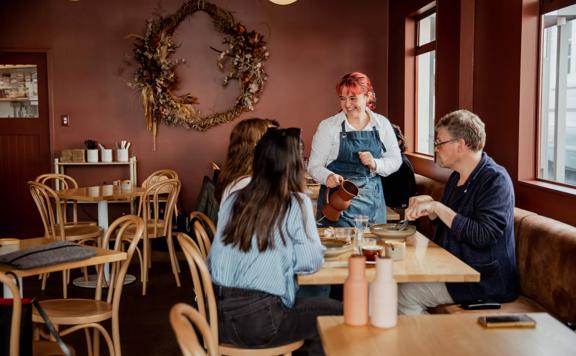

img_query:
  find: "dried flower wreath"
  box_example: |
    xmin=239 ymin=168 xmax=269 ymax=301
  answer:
xmin=130 ymin=0 xmax=269 ymax=148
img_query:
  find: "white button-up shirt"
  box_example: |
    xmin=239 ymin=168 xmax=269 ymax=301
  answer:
xmin=308 ymin=110 xmax=402 ymax=185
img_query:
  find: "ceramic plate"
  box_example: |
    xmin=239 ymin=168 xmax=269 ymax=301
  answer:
xmin=321 ymin=238 xmax=353 ymax=258
xmin=370 ymin=223 xmax=417 ymax=239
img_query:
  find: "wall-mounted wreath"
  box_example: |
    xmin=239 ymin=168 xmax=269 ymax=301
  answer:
xmin=130 ymin=0 xmax=269 ymax=148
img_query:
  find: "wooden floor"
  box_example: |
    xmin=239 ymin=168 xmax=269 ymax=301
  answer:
xmin=23 ymin=247 xmax=193 ymax=356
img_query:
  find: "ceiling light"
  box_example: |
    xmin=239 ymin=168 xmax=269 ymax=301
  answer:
xmin=269 ymin=0 xmax=298 ymax=5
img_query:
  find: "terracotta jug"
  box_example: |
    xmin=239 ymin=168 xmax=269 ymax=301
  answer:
xmin=322 ymin=180 xmax=359 ymax=222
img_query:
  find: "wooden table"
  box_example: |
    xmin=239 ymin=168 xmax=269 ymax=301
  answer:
xmin=317 ymin=313 xmax=576 ymax=356
xmin=0 ymin=237 xmax=126 ymax=278
xmin=298 ymin=232 xmax=479 ymax=285
xmin=1 ymin=237 xmax=126 ymax=297
xmin=58 ymin=185 xmax=144 ymax=231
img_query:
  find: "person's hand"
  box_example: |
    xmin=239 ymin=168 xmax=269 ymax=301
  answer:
xmin=326 ymin=173 xmax=344 ymax=188
xmin=408 ymin=195 xmax=434 ymax=206
xmin=405 ymin=195 xmax=436 ymax=221
xmin=358 ymin=151 xmax=376 ymax=171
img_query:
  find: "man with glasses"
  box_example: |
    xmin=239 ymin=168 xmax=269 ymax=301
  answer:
xmin=399 ymin=110 xmax=519 ymax=314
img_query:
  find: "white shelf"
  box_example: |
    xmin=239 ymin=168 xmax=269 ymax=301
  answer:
xmin=53 ymin=156 xmax=138 ymax=189
xmin=56 ymin=161 xmax=132 ymax=166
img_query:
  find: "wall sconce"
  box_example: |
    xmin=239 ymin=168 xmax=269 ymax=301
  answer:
xmin=269 ymin=0 xmax=298 ymax=5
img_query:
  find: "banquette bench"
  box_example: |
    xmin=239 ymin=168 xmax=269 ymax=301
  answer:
xmin=414 ymin=174 xmax=576 ymax=327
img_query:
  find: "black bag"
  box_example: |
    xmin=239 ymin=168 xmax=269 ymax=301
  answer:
xmin=0 ymin=296 xmax=32 ymax=356
xmin=0 ymin=272 xmax=72 ymax=356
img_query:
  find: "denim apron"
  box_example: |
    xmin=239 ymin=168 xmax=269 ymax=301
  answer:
xmin=317 ymin=120 xmax=387 ymax=227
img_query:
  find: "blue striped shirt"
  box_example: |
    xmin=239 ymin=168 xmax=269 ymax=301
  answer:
xmin=208 ymin=192 xmax=324 ymax=307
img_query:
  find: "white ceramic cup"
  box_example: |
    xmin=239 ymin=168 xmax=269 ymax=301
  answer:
xmin=116 ymin=148 xmax=128 ymax=162
xmin=102 ymin=185 xmax=113 ymax=195
xmin=0 ymin=238 xmax=20 ymax=255
xmin=385 ymin=240 xmax=406 ymax=261
xmin=121 ymin=179 xmax=132 ymax=190
xmin=101 ymin=149 xmax=113 ymax=162
xmin=86 ymin=149 xmax=99 ymax=162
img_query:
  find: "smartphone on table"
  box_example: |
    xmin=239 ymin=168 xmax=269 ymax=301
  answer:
xmin=478 ymin=314 xmax=537 ymax=328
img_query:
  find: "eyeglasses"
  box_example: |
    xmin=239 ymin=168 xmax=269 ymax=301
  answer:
xmin=434 ymin=138 xmax=459 ymax=148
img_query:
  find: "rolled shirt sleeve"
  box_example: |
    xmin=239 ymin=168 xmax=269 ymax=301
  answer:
xmin=292 ymin=196 xmax=325 ymax=274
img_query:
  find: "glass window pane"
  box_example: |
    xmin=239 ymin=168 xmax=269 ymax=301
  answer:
xmin=0 ymin=64 xmax=39 ymax=118
xmin=416 ymin=50 xmax=436 ymax=155
xmin=540 ymin=5 xmax=576 ymax=186
xmin=418 ymin=12 xmax=436 ymax=46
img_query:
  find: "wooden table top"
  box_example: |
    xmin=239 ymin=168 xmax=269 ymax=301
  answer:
xmin=298 ymin=231 xmax=479 ymax=285
xmin=58 ymin=184 xmax=144 ymax=201
xmin=317 ymin=313 xmax=576 ymax=356
xmin=0 ymin=237 xmax=126 ymax=277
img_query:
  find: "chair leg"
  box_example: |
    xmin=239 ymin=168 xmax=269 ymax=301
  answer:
xmin=166 ymin=235 xmax=181 ymax=287
xmin=84 ymin=328 xmax=93 ymax=356
xmin=142 ymin=237 xmax=148 ymax=296
xmin=41 ymin=273 xmax=48 ymax=290
xmin=62 ymin=271 xmax=68 ymax=299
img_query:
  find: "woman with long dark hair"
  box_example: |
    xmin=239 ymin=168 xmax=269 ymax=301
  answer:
xmin=214 ymin=118 xmax=270 ymax=203
xmin=209 ymin=128 xmax=342 ymax=355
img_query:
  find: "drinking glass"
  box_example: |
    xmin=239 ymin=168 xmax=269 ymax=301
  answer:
xmin=354 ymin=215 xmax=369 ymax=254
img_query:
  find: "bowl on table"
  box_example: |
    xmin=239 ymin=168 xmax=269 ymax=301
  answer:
xmin=370 ymin=223 xmax=417 ymax=240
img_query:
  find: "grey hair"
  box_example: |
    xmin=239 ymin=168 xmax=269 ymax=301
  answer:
xmin=436 ymin=109 xmax=486 ymax=152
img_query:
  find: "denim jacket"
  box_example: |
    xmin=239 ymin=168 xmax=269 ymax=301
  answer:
xmin=433 ymin=153 xmax=519 ymax=303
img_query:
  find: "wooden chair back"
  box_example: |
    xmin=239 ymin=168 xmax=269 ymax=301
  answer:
xmin=141 ymin=169 xmax=179 ymax=188
xmin=170 ymin=303 xmax=218 ymax=356
xmin=0 ymin=272 xmax=21 ymax=356
xmin=189 ymin=211 xmax=216 ymax=238
xmin=193 ymin=221 xmax=212 ymax=258
xmin=97 ymin=214 xmax=145 ymax=355
xmin=176 ymin=233 xmax=218 ymax=342
xmin=28 ymin=181 xmax=65 ymax=240
xmin=138 ymin=169 xmax=179 ymax=216
xmin=35 ymin=173 xmax=85 ymax=225
xmin=98 ymin=215 xmax=145 ymax=303
xmin=140 ymin=178 xmax=180 ymax=238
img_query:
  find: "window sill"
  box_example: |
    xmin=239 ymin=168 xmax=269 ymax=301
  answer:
xmin=518 ymin=179 xmax=576 ymax=199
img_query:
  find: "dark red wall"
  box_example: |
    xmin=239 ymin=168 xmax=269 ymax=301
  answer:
xmin=389 ymin=0 xmax=576 ymax=226
xmin=0 ymin=0 xmax=389 ymax=212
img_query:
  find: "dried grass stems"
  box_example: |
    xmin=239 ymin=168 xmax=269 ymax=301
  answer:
xmin=130 ymin=0 xmax=269 ymax=148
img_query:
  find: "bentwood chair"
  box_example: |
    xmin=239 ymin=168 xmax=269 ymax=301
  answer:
xmin=137 ymin=169 xmax=179 ymax=216
xmin=189 ymin=211 xmax=216 ymax=238
xmin=32 ymin=215 xmax=145 ymax=356
xmin=188 ymin=211 xmax=215 ymax=258
xmin=129 ymin=178 xmax=181 ymax=295
xmin=35 ymin=173 xmax=97 ymax=227
xmin=28 ymin=181 xmax=102 ymax=298
xmin=176 ymin=233 xmax=304 ymax=356
xmin=170 ymin=303 xmax=219 ymax=356
xmin=0 ymin=272 xmax=102 ymax=356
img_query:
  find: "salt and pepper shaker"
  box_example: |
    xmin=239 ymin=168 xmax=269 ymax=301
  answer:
xmin=369 ymin=256 xmax=397 ymax=328
xmin=344 ymin=255 xmax=369 ymax=326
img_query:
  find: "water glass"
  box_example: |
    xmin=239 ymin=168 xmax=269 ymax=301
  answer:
xmin=354 ymin=215 xmax=369 ymax=253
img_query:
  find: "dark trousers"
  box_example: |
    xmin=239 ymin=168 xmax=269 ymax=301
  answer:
xmin=214 ymin=285 xmax=343 ymax=356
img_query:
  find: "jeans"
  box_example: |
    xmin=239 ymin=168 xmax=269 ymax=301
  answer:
xmin=214 ymin=285 xmax=343 ymax=356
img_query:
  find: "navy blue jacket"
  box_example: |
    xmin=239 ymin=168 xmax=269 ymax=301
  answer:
xmin=433 ymin=153 xmax=519 ymax=303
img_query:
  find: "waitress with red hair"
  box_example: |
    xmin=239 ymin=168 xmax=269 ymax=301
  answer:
xmin=308 ymin=72 xmax=402 ymax=227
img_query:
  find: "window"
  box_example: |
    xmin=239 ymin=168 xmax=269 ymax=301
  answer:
xmin=0 ymin=64 xmax=39 ymax=118
xmin=540 ymin=4 xmax=576 ymax=186
xmin=415 ymin=11 xmax=436 ymax=155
